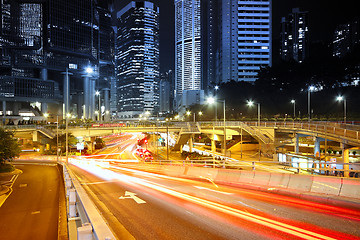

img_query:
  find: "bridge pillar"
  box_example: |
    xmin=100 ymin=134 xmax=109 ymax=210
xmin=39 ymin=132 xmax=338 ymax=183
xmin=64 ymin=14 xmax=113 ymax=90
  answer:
xmin=295 ymin=134 xmax=300 ymax=153
xmin=2 ymin=101 xmax=5 ymax=125
xmin=189 ymin=136 xmax=193 ymax=153
xmin=211 ymin=139 xmax=216 ymax=155
xmin=314 ymin=137 xmax=321 ymax=158
xmin=341 ymin=143 xmax=350 ymax=177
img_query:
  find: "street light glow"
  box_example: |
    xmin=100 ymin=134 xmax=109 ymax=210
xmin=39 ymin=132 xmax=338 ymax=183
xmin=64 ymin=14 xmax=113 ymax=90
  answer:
xmin=207 ymin=97 xmax=215 ymax=104
xmin=247 ymin=100 xmax=254 ymax=107
xmin=336 ymin=96 xmax=344 ymax=102
xmin=291 ymin=99 xmax=295 ymax=104
xmin=85 ymin=66 xmax=93 ymax=74
xmin=95 ymin=91 xmax=100 ymax=96
xmin=186 ymin=111 xmax=191 ymax=116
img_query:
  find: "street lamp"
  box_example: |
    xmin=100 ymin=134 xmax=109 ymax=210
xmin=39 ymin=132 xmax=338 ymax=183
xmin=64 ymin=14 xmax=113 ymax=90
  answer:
xmin=308 ymin=86 xmax=315 ymax=122
xmin=214 ymin=86 xmax=219 ymax=121
xmin=95 ymin=90 xmax=101 ymax=122
xmin=336 ymin=95 xmax=346 ymax=123
xmin=247 ymin=100 xmax=260 ymax=126
xmin=291 ymin=99 xmax=296 ymax=118
xmin=207 ymin=97 xmax=226 ymax=156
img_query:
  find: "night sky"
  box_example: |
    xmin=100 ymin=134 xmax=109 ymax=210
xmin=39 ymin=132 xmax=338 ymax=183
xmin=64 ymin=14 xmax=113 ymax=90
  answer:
xmin=110 ymin=0 xmax=359 ymax=72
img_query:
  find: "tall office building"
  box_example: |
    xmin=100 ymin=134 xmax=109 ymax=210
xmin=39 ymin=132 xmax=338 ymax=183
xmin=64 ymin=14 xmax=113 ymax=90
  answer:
xmin=116 ymin=1 xmax=160 ymax=119
xmin=333 ymin=18 xmax=360 ymax=58
xmin=174 ymin=0 xmax=203 ymax=110
xmin=219 ymin=0 xmax=272 ymax=82
xmin=280 ymin=8 xmax=309 ymax=63
xmin=201 ymin=0 xmax=220 ymax=92
xmin=0 ymin=0 xmax=110 ymax=121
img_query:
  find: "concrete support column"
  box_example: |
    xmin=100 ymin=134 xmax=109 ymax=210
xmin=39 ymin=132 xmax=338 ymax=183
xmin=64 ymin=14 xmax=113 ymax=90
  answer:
xmin=83 ymin=76 xmax=90 ymax=119
xmin=211 ymin=138 xmax=216 ymax=154
xmin=90 ymin=78 xmax=96 ymax=120
xmin=41 ymin=68 xmax=48 ymax=81
xmin=103 ymin=88 xmax=110 ymax=122
xmin=62 ymin=70 xmax=72 ymax=118
xmin=2 ymin=101 xmax=6 ymax=125
xmin=341 ymin=143 xmax=350 ymax=177
xmin=41 ymin=103 xmax=48 ymax=114
xmin=314 ymin=137 xmax=321 ymax=158
xmin=189 ymin=136 xmax=193 ymax=153
xmin=13 ymin=102 xmax=20 ymax=116
xmin=295 ymin=134 xmax=300 ymax=153
xmin=2 ymin=101 xmax=6 ymax=116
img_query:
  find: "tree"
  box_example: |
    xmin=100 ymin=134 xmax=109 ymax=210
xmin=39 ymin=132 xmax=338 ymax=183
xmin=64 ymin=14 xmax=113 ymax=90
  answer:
xmin=0 ymin=128 xmax=21 ymax=165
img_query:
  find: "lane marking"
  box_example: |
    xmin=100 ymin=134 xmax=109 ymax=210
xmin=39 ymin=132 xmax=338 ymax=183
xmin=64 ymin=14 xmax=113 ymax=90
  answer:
xmin=119 ymin=191 xmax=146 ymax=204
xmin=0 ymin=174 xmax=19 ymax=207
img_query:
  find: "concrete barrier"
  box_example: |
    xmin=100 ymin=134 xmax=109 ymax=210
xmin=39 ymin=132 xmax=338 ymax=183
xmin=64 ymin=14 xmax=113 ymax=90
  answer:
xmin=186 ymin=167 xmax=218 ymax=180
xmin=339 ymin=178 xmax=360 ymax=199
xmin=162 ymin=165 xmax=186 ymax=177
xmin=252 ymin=171 xmax=271 ymax=186
xmin=238 ymin=171 xmax=254 ymax=184
xmin=310 ymin=176 xmax=342 ymax=195
xmin=268 ymin=173 xmax=290 ymax=188
xmin=287 ymin=174 xmax=313 ymax=192
xmin=215 ymin=169 xmax=241 ymax=183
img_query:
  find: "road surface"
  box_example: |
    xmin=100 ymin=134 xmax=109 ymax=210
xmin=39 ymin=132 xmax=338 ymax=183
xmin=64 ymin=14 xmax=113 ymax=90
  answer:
xmin=69 ymin=158 xmax=360 ymax=240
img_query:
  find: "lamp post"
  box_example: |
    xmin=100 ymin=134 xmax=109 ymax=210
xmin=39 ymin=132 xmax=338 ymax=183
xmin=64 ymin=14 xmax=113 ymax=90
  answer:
xmin=207 ymin=97 xmax=226 ymax=157
xmin=247 ymin=100 xmax=261 ymax=160
xmin=308 ymin=86 xmax=315 ymax=122
xmin=214 ymin=85 xmax=219 ymax=122
xmin=247 ymin=100 xmax=260 ymax=126
xmin=95 ymin=90 xmax=101 ymax=122
xmin=336 ymin=95 xmax=347 ymax=123
xmin=291 ymin=99 xmax=296 ymax=118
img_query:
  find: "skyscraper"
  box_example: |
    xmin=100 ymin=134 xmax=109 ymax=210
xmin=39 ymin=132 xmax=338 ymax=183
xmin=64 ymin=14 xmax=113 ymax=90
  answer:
xmin=333 ymin=18 xmax=360 ymax=58
xmin=174 ymin=0 xmax=203 ymax=110
xmin=116 ymin=1 xmax=160 ymax=119
xmin=220 ymin=0 xmax=272 ymax=82
xmin=0 ymin=0 xmax=109 ymax=121
xmin=280 ymin=8 xmax=309 ymax=63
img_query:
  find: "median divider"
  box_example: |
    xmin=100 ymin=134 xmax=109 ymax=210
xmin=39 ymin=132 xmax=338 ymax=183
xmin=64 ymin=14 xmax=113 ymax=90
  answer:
xmin=268 ymin=173 xmax=290 ymax=188
xmin=310 ymin=176 xmax=342 ymax=195
xmin=62 ymin=163 xmax=116 ymax=240
xmin=339 ymin=178 xmax=360 ymax=199
xmin=287 ymin=174 xmax=313 ymax=192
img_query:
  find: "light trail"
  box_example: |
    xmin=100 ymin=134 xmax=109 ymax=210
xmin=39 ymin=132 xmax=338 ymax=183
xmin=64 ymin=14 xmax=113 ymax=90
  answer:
xmin=70 ymin=161 xmax=352 ymax=240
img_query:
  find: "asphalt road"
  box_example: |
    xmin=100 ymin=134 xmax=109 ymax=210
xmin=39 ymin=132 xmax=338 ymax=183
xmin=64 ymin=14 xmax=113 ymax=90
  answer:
xmin=0 ymin=163 xmax=63 ymax=240
xmin=69 ymin=159 xmax=360 ymax=240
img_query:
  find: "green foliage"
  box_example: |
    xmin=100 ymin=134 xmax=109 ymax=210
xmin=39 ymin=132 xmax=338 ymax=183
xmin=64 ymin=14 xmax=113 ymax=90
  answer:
xmin=94 ymin=138 xmax=106 ymax=149
xmin=0 ymin=163 xmax=15 ymax=173
xmin=0 ymin=128 xmax=21 ymax=165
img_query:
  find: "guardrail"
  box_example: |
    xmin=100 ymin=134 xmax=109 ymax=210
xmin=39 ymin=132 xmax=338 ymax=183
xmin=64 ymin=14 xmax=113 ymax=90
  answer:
xmin=108 ymin=161 xmax=360 ymax=200
xmin=62 ymin=163 xmax=116 ymax=240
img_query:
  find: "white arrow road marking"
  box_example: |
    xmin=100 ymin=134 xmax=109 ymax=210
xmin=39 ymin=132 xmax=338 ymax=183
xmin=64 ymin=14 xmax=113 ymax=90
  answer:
xmin=119 ymin=191 xmax=146 ymax=204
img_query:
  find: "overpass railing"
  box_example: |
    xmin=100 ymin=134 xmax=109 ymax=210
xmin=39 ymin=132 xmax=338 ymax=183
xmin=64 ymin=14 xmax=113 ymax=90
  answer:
xmin=244 ymin=121 xmax=360 ymax=142
xmin=62 ymin=163 xmax=116 ymax=240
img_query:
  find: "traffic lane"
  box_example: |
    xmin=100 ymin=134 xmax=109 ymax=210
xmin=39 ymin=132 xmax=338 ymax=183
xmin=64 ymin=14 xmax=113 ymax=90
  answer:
xmin=108 ymin=165 xmax=360 ymax=239
xmin=70 ymin=163 xmax=268 ymax=240
xmin=71 ymin=162 xmax=360 ymax=240
xmin=0 ymin=164 xmax=61 ymax=240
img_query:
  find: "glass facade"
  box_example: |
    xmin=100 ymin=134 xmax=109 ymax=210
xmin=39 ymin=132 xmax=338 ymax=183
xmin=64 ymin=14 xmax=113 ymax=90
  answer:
xmin=0 ymin=0 xmax=110 ymax=118
xmin=280 ymin=8 xmax=309 ymax=63
xmin=174 ymin=0 xmax=202 ymax=99
xmin=116 ymin=1 xmax=160 ymax=118
xmin=220 ymin=0 xmax=272 ymax=82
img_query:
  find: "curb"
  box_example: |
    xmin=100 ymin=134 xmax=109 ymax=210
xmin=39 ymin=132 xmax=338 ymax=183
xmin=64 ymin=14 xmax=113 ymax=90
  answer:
xmin=0 ymin=185 xmax=10 ymax=196
xmin=0 ymin=168 xmax=23 ymax=177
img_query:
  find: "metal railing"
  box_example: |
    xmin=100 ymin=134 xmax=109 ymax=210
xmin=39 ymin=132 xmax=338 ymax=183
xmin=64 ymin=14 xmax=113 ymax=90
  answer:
xmin=62 ymin=163 xmax=116 ymax=240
